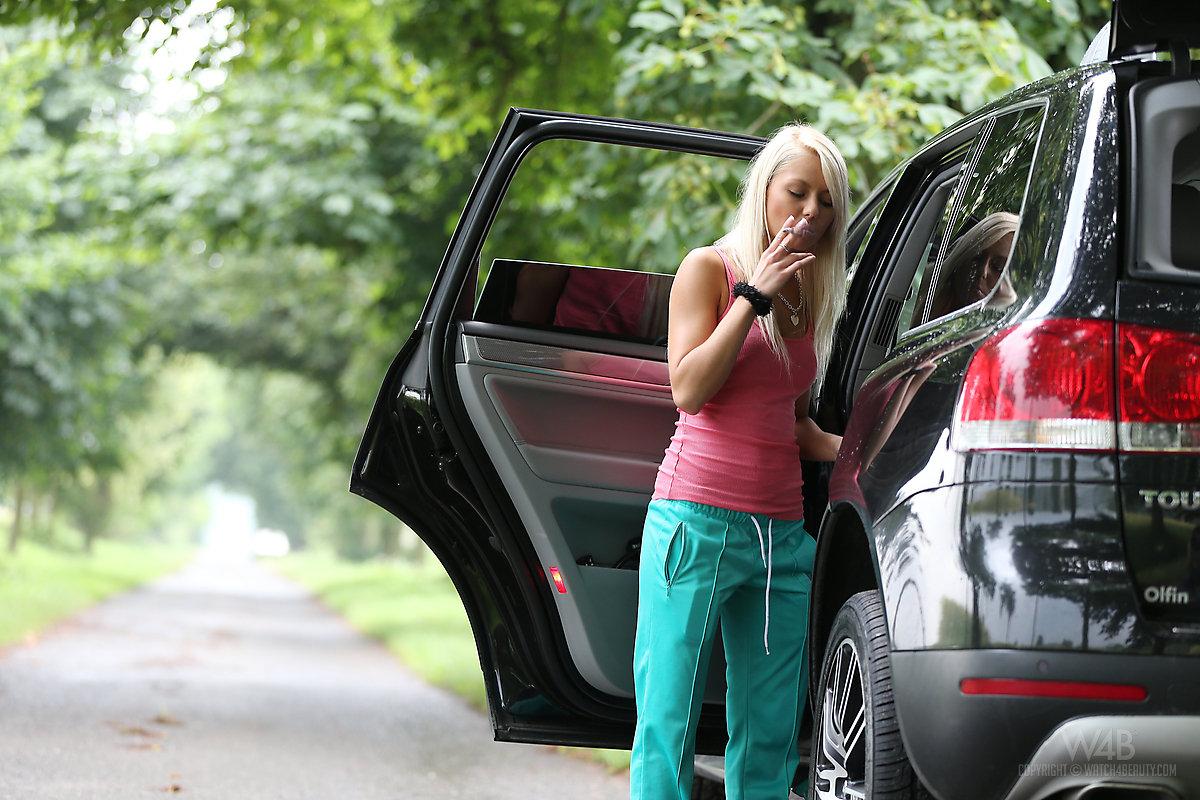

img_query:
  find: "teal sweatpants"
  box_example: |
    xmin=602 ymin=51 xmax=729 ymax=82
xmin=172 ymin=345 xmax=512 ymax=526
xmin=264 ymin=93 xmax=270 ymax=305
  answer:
xmin=629 ymin=498 xmax=816 ymax=800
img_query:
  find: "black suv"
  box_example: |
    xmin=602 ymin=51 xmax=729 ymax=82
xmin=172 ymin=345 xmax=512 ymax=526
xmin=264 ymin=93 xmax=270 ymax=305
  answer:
xmin=352 ymin=3 xmax=1200 ymax=798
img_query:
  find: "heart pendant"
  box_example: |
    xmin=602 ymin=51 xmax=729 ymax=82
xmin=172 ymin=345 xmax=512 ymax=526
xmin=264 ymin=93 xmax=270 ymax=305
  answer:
xmin=789 ymin=313 xmax=799 ymax=326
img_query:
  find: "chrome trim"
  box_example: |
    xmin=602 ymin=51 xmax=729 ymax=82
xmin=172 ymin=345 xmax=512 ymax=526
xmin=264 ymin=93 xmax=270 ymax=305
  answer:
xmin=462 ymin=334 xmax=671 ymax=390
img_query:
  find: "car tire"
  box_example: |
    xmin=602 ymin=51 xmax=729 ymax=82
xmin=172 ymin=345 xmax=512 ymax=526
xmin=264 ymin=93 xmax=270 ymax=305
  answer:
xmin=690 ymin=774 xmax=724 ymax=800
xmin=807 ymin=590 xmax=933 ymax=800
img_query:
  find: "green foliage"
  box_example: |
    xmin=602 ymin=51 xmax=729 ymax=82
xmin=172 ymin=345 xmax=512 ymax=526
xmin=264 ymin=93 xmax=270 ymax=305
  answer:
xmin=380 ymin=0 xmax=627 ymax=155
xmin=105 ymin=354 xmax=232 ymax=544
xmin=615 ymin=0 xmax=1086 ymax=194
xmin=0 ymin=0 xmax=1111 ymax=557
xmin=0 ymin=28 xmax=154 ymax=521
xmin=133 ymin=68 xmax=400 ymax=254
xmin=0 ymin=1 xmax=153 ymax=51
xmin=928 ymin=0 xmax=1111 ymax=73
xmin=206 ymin=367 xmax=371 ymax=549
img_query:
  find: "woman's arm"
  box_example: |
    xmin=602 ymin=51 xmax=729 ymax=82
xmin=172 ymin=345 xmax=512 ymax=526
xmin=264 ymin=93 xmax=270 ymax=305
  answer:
xmin=793 ymin=390 xmax=843 ymax=461
xmin=666 ymin=248 xmax=756 ymax=414
xmin=669 ymin=218 xmax=814 ymax=414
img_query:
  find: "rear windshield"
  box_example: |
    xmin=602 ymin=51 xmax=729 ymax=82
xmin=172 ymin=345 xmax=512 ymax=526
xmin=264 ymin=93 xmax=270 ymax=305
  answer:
xmin=1173 ymin=127 xmax=1200 ymax=270
xmin=1132 ymin=77 xmax=1200 ymax=277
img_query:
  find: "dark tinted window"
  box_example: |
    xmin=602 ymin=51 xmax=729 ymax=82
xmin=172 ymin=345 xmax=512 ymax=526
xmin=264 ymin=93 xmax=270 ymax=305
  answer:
xmin=1172 ymin=126 xmax=1200 ymax=270
xmin=1131 ymin=78 xmax=1200 ymax=277
xmin=475 ymin=259 xmax=672 ymax=345
xmin=473 ymin=139 xmax=746 ymax=343
xmin=917 ymin=106 xmax=1044 ymax=326
xmin=846 ymin=178 xmax=897 ymax=284
xmin=898 ymin=172 xmax=960 ymax=335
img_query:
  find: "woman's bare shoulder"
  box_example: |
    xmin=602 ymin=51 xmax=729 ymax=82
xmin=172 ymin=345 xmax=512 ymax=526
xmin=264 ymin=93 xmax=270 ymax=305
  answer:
xmin=675 ymin=246 xmax=728 ymax=291
xmin=680 ymin=245 xmax=725 ymax=270
xmin=674 ymin=246 xmax=730 ymax=315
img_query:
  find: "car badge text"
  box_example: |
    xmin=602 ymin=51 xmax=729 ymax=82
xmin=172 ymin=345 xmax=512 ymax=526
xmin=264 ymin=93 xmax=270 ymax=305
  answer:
xmin=1138 ymin=490 xmax=1200 ymax=511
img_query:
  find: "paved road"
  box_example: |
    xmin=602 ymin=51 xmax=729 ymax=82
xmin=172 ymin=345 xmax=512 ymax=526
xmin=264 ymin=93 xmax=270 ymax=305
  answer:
xmin=0 ymin=552 xmax=630 ymax=800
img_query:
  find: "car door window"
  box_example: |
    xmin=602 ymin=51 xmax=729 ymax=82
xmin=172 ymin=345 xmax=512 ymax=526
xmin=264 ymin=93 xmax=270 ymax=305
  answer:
xmin=846 ymin=177 xmax=898 ymax=284
xmin=472 ymin=140 xmax=746 ymax=345
xmin=912 ymin=105 xmax=1046 ymax=328
xmin=843 ymin=135 xmax=978 ymax=399
xmin=895 ymin=170 xmax=962 ymax=338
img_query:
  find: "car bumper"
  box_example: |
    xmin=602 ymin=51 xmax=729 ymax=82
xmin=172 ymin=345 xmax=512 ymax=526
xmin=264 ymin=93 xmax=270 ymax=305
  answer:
xmin=890 ymin=649 xmax=1200 ymax=800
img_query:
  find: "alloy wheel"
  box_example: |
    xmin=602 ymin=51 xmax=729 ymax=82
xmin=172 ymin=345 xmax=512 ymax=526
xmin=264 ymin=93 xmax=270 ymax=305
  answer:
xmin=814 ymin=637 xmax=868 ymax=800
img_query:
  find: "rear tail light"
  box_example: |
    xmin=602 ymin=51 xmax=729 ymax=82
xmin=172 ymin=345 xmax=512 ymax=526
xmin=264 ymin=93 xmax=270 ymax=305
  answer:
xmin=954 ymin=319 xmax=1116 ymax=451
xmin=548 ymin=566 xmax=568 ymax=594
xmin=955 ymin=318 xmax=1200 ymax=453
xmin=1118 ymin=324 xmax=1200 ymax=452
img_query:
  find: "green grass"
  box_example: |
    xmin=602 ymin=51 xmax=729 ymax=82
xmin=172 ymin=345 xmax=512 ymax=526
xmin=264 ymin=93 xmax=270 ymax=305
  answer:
xmin=275 ymin=551 xmax=632 ymax=773
xmin=0 ymin=539 xmax=193 ymax=647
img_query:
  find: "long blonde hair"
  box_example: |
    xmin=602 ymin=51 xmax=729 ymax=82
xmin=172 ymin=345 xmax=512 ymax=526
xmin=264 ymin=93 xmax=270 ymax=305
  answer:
xmin=715 ymin=123 xmax=849 ymax=398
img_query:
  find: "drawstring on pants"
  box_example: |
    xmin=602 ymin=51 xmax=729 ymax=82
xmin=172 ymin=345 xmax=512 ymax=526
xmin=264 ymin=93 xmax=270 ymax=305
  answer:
xmin=749 ymin=516 xmax=773 ymax=655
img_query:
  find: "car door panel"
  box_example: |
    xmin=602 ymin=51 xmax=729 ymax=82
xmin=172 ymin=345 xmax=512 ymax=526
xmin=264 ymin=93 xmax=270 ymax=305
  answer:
xmin=455 ymin=332 xmax=673 ymax=697
xmin=465 ymin=350 xmax=673 ymax=489
xmin=456 ymin=322 xmax=741 ymax=703
xmin=353 ymin=109 xmax=759 ymax=747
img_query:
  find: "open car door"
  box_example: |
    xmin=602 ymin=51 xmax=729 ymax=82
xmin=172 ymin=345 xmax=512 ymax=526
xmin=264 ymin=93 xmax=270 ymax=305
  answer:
xmin=351 ymin=109 xmax=765 ymax=749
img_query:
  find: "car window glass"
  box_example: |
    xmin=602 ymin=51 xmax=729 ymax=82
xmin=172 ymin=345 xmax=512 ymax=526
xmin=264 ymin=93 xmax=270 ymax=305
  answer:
xmin=1171 ymin=125 xmax=1200 ymax=271
xmin=1132 ymin=78 xmax=1200 ymax=276
xmin=846 ymin=179 xmax=897 ymax=284
xmin=896 ymin=173 xmax=961 ymax=337
xmin=472 ymin=139 xmax=746 ymax=343
xmin=917 ymin=106 xmax=1045 ymax=326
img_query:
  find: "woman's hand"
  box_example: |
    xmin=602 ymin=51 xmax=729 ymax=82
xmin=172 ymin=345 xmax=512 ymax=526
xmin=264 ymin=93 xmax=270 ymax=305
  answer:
xmin=750 ymin=214 xmax=817 ymax=298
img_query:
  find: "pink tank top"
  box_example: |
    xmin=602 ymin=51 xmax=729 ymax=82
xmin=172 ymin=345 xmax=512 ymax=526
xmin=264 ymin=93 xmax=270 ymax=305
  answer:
xmin=651 ymin=246 xmax=817 ymax=520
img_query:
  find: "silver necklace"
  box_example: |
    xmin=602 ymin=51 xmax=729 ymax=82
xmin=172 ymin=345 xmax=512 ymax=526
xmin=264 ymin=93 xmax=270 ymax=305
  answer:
xmin=774 ymin=275 xmax=806 ymax=327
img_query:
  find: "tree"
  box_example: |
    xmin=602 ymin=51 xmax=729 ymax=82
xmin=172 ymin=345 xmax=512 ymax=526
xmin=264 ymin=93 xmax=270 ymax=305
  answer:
xmin=0 ymin=0 xmax=1113 ymax=558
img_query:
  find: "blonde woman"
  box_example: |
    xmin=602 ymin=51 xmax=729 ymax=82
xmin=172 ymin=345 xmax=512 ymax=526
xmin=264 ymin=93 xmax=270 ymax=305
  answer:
xmin=631 ymin=124 xmax=849 ymax=800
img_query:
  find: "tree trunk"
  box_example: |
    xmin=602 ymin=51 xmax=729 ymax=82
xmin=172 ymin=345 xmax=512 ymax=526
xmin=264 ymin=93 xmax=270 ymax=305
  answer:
xmin=44 ymin=488 xmax=57 ymax=546
xmin=7 ymin=482 xmax=25 ymax=554
xmin=400 ymin=524 xmax=426 ymax=563
xmin=379 ymin=518 xmax=400 ymax=559
xmin=28 ymin=488 xmax=42 ymax=542
xmin=82 ymin=476 xmax=111 ymax=555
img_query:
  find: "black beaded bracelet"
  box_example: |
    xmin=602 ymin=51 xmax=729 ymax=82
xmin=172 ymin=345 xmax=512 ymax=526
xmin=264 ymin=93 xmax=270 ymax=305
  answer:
xmin=732 ymin=281 xmax=772 ymax=316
